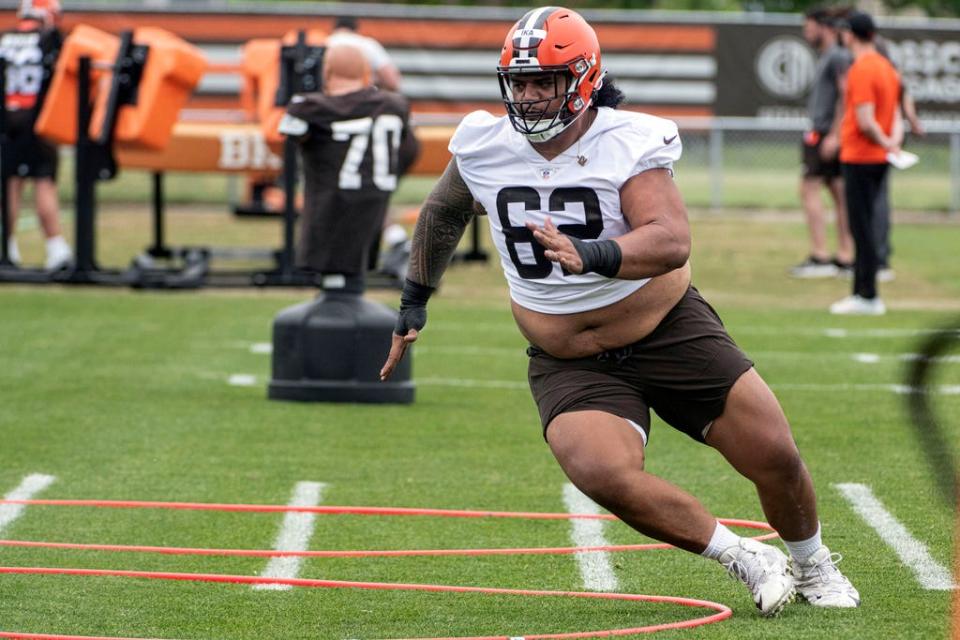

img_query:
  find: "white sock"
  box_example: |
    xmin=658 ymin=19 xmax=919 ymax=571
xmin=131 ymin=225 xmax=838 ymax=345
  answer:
xmin=7 ymin=236 xmax=20 ymax=263
xmin=701 ymin=522 xmax=742 ymax=560
xmin=45 ymin=235 xmax=70 ymax=256
xmin=783 ymin=522 xmax=822 ymax=563
xmin=44 ymin=235 xmax=72 ymax=269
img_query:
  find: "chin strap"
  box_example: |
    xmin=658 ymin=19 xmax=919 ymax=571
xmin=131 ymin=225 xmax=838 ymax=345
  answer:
xmin=522 ymin=97 xmax=594 ymax=144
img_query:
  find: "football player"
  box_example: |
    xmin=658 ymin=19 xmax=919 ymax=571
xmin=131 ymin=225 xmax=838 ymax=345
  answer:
xmin=1 ymin=0 xmax=71 ymax=270
xmin=381 ymin=6 xmax=860 ymax=615
xmin=278 ymin=42 xmax=419 ymax=291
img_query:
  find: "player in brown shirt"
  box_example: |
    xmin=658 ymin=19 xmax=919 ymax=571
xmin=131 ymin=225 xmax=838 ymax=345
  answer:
xmin=279 ymin=43 xmax=419 ymax=290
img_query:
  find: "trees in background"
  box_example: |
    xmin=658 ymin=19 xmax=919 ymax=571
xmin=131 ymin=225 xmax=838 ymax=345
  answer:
xmin=402 ymin=0 xmax=958 ymax=17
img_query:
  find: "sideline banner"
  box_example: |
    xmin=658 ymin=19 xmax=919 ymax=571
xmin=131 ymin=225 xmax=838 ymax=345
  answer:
xmin=717 ymin=21 xmax=960 ymax=121
xmin=0 ymin=7 xmax=957 ymax=121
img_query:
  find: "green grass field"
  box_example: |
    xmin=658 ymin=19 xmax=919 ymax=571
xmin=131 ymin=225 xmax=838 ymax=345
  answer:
xmin=44 ymin=129 xmax=960 ymax=213
xmin=1 ymin=206 xmax=958 ymax=639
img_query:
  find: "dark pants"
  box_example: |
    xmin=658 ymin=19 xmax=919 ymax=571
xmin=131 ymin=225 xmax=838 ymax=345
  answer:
xmin=874 ymin=168 xmax=891 ymax=268
xmin=842 ymin=162 xmax=889 ymax=300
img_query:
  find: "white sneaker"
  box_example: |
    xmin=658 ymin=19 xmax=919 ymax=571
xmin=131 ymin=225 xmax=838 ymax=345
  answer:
xmin=44 ymin=236 xmax=73 ymax=271
xmin=791 ymin=546 xmax=860 ymax=608
xmin=719 ymin=538 xmax=796 ymax=617
xmin=5 ymin=237 xmax=20 ymax=265
xmin=789 ymin=256 xmax=838 ymax=279
xmin=829 ymin=295 xmax=886 ymax=316
xmin=878 ymin=268 xmax=895 ymax=283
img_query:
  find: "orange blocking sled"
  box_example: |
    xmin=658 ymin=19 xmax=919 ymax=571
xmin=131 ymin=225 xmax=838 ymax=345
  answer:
xmin=112 ymin=27 xmax=206 ymax=150
xmin=36 ymin=25 xmax=206 ymax=150
xmin=34 ymin=24 xmax=119 ymax=146
xmin=241 ymin=29 xmax=326 ymax=143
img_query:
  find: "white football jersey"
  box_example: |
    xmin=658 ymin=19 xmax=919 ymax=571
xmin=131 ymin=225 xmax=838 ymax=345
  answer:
xmin=449 ymin=107 xmax=682 ymax=315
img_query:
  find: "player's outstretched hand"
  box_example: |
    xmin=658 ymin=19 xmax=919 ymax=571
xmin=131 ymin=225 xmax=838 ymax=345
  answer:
xmin=381 ymin=279 xmax=432 ymax=381
xmin=380 ymin=329 xmax=418 ymax=381
xmin=527 ymin=217 xmax=584 ymax=274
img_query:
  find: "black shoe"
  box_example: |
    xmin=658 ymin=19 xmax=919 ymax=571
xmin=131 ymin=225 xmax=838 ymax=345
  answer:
xmin=832 ymin=258 xmax=853 ymax=279
xmin=790 ymin=256 xmax=838 ymax=278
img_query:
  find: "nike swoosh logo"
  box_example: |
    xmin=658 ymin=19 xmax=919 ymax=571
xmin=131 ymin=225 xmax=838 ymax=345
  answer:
xmin=663 ymin=135 xmax=677 ymax=145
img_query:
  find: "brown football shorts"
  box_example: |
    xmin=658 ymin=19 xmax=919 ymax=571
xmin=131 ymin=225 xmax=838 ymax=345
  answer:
xmin=527 ymin=286 xmax=754 ymax=444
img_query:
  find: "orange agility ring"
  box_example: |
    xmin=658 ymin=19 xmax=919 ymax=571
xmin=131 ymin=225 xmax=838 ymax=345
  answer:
xmin=0 ymin=498 xmax=781 ymax=639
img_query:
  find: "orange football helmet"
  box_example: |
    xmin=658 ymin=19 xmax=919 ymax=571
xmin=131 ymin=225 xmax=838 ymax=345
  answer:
xmin=18 ymin=0 xmax=62 ymax=27
xmin=497 ymin=6 xmax=604 ymax=142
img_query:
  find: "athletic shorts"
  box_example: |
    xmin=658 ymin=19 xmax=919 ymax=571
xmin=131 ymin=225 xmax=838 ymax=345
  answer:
xmin=5 ymin=110 xmax=58 ymax=179
xmin=527 ymin=286 xmax=754 ymax=444
xmin=801 ymin=131 xmax=840 ymax=180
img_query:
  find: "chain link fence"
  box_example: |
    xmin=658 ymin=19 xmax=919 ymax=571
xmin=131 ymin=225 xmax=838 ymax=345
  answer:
xmin=675 ymin=117 xmax=959 ymax=213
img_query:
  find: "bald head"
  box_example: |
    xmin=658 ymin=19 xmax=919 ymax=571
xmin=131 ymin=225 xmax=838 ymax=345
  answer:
xmin=323 ymin=43 xmax=371 ymax=96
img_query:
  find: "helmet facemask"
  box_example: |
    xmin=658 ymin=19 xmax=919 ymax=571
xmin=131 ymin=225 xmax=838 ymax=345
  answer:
xmin=498 ymin=57 xmax=597 ymax=143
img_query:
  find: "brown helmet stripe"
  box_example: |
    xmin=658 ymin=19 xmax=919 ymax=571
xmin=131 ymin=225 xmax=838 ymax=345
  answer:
xmin=511 ymin=6 xmax=557 ymax=61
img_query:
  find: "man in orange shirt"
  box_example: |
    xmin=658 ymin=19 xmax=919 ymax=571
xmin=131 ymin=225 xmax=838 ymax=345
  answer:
xmin=831 ymin=11 xmax=901 ymax=315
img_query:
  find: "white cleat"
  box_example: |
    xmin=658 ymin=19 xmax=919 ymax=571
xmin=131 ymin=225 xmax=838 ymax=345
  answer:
xmin=792 ymin=546 xmax=860 ymax=608
xmin=829 ymin=295 xmax=886 ymax=316
xmin=719 ymin=538 xmax=796 ymax=617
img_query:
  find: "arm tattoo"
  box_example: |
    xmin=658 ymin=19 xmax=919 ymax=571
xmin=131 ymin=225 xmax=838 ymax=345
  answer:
xmin=409 ymin=160 xmax=476 ymax=287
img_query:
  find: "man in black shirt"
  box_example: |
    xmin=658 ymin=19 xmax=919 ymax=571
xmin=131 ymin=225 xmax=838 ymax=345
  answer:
xmin=279 ymin=43 xmax=418 ymax=291
xmin=1 ymin=0 xmax=71 ymax=270
xmin=791 ymin=7 xmax=853 ymax=279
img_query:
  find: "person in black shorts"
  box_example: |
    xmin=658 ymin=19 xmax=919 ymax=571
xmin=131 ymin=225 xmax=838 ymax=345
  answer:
xmin=792 ymin=7 xmax=854 ymax=279
xmin=1 ymin=0 xmax=71 ymax=270
xmin=381 ymin=6 xmax=859 ymax=616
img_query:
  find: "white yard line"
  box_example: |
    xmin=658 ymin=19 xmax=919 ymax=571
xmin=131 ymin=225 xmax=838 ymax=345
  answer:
xmin=736 ymin=327 xmax=959 ymax=339
xmin=1 ymin=474 xmax=56 ymax=534
xmin=228 ymin=374 xmax=258 ymax=387
xmin=418 ymin=377 xmax=528 ymax=391
xmin=402 ymin=344 xmax=960 ymax=364
xmin=254 ymin=481 xmax=328 ymax=591
xmin=416 ymin=346 xmax=523 ymax=357
xmin=772 ymin=383 xmax=960 ymax=395
xmin=835 ymin=483 xmax=955 ymax=590
xmin=849 ymin=352 xmax=960 ymax=364
xmin=562 ymin=483 xmax=618 ymax=592
xmin=416 ymin=377 xmax=959 ymax=395
xmin=822 ymin=328 xmax=959 ymax=339
xmin=249 ymin=343 xmax=272 ymax=355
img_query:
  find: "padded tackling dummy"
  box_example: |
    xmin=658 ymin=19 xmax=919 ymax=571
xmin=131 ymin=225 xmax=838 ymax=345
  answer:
xmin=268 ymin=291 xmax=414 ymax=403
xmin=35 ymin=25 xmax=205 ymax=150
xmin=268 ymin=43 xmax=419 ymax=404
xmin=279 ymin=42 xmax=418 ymax=280
xmin=278 ymin=89 xmax=418 ymax=279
